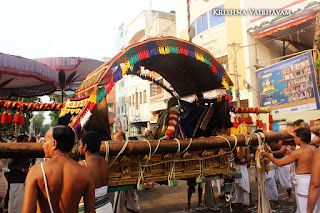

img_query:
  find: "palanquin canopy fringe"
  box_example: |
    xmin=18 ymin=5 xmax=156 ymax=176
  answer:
xmin=76 ymin=37 xmax=233 ymax=98
xmin=66 ymin=37 xmax=234 ymax=131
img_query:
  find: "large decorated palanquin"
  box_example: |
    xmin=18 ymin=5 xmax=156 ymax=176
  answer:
xmin=108 ymin=150 xmax=235 ymax=187
xmin=58 ymin=37 xmax=239 ymax=187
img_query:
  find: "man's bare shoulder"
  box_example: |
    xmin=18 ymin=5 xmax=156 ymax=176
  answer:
xmin=43 ymin=157 xmax=92 ymax=180
xmin=290 ymin=148 xmax=303 ymax=155
xmin=97 ymin=155 xmax=108 ymax=165
xmin=309 ymin=144 xmax=317 ymax=151
xmin=64 ymin=158 xmax=93 ymax=179
xmin=27 ymin=163 xmax=43 ymax=180
xmin=292 ymin=145 xmax=316 ymax=158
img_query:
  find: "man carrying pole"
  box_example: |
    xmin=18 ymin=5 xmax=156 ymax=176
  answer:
xmin=261 ymin=128 xmax=317 ymax=213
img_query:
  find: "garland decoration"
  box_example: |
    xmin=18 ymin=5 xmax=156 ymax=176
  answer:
xmin=0 ymin=100 xmax=64 ymax=111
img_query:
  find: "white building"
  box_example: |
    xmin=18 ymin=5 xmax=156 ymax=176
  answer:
xmin=175 ymin=0 xmax=320 ymax=130
xmin=115 ymin=10 xmax=176 ymax=136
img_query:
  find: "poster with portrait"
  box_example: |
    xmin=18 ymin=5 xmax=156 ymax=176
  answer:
xmin=256 ymin=51 xmax=320 ymax=110
xmin=115 ymin=115 xmax=128 ymax=131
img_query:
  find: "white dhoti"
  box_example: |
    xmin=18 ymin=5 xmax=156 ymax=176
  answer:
xmin=79 ymin=185 xmax=113 ymax=213
xmin=294 ymin=174 xmax=310 ymax=213
xmin=247 ymin=166 xmax=251 ymax=183
xmin=96 ymin=202 xmax=113 ymax=213
xmin=265 ymin=168 xmax=278 ymax=201
xmin=8 ymin=183 xmax=25 ymax=213
xmin=211 ymin=179 xmax=224 ymax=196
xmin=232 ymin=164 xmax=250 ymax=205
xmin=114 ymin=189 xmax=140 ymax=213
xmin=275 ymin=158 xmax=292 ymax=189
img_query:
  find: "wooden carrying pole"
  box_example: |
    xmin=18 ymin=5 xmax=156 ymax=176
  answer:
xmin=1 ymin=126 xmax=319 ymax=158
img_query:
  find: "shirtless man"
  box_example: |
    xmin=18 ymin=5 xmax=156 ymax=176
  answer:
xmin=22 ymin=125 xmax=96 ymax=213
xmin=261 ymin=127 xmax=317 ymax=213
xmin=79 ymin=131 xmax=113 ymax=212
xmin=307 ymin=148 xmax=320 ymax=213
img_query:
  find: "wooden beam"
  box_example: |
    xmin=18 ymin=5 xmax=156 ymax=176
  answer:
xmin=1 ymin=127 xmax=318 ymax=158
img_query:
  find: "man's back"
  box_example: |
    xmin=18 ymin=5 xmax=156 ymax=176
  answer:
xmin=23 ymin=155 xmax=95 ymax=213
xmin=80 ymin=155 xmax=109 ymax=189
xmin=293 ymin=144 xmax=316 ymax=174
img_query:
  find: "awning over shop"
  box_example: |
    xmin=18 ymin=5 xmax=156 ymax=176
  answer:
xmin=248 ymin=0 xmax=319 ymax=42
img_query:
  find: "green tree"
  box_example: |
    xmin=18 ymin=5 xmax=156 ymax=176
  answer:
xmin=41 ymin=123 xmax=51 ymax=135
xmin=48 ymin=92 xmax=76 ymax=127
xmin=49 ymin=111 xmax=59 ymax=126
xmin=33 ymin=112 xmax=45 ymax=135
xmin=0 ymin=97 xmax=41 ymax=135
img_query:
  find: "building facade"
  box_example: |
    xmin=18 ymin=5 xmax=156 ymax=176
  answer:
xmin=175 ymin=0 xmax=320 ymax=128
xmin=115 ymin=10 xmax=176 ymax=136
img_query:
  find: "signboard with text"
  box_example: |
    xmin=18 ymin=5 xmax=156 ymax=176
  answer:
xmin=256 ymin=51 xmax=320 ymax=110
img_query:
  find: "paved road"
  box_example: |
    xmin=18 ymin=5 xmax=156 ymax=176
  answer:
xmin=4 ymin=169 xmax=296 ymax=213
xmin=137 ymin=169 xmax=297 ymax=213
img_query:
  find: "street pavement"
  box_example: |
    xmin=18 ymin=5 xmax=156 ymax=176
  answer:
xmin=3 ymin=169 xmax=296 ymax=213
xmin=137 ymin=169 xmax=297 ymax=213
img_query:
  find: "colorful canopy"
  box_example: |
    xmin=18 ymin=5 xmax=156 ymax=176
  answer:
xmin=34 ymin=57 xmax=104 ymax=91
xmin=66 ymin=37 xmax=233 ymax=130
xmin=76 ymin=37 xmax=233 ymax=100
xmin=0 ymin=52 xmax=58 ymax=99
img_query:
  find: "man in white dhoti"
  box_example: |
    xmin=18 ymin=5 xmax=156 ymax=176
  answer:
xmin=272 ymin=141 xmax=294 ymax=203
xmin=265 ymin=161 xmax=279 ymax=209
xmin=307 ymin=149 xmax=320 ymax=213
xmin=231 ymin=147 xmax=250 ymax=212
xmin=113 ymin=189 xmax=140 ymax=213
xmin=261 ymin=128 xmax=317 ymax=213
xmin=211 ymin=178 xmax=224 ymax=198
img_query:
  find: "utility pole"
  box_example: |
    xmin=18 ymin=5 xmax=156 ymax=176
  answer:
xmin=232 ymin=42 xmax=241 ymax=107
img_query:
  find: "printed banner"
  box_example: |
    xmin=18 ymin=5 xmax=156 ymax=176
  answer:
xmin=256 ymin=51 xmax=320 ymax=110
xmin=115 ymin=115 xmax=128 ymax=131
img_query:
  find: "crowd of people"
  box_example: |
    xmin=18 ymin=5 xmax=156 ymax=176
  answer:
xmin=0 ymin=127 xmax=141 ymax=213
xmin=0 ymin=119 xmax=318 ymax=212
xmin=0 ymin=134 xmax=44 ymax=213
xmin=228 ymin=119 xmax=320 ymax=213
